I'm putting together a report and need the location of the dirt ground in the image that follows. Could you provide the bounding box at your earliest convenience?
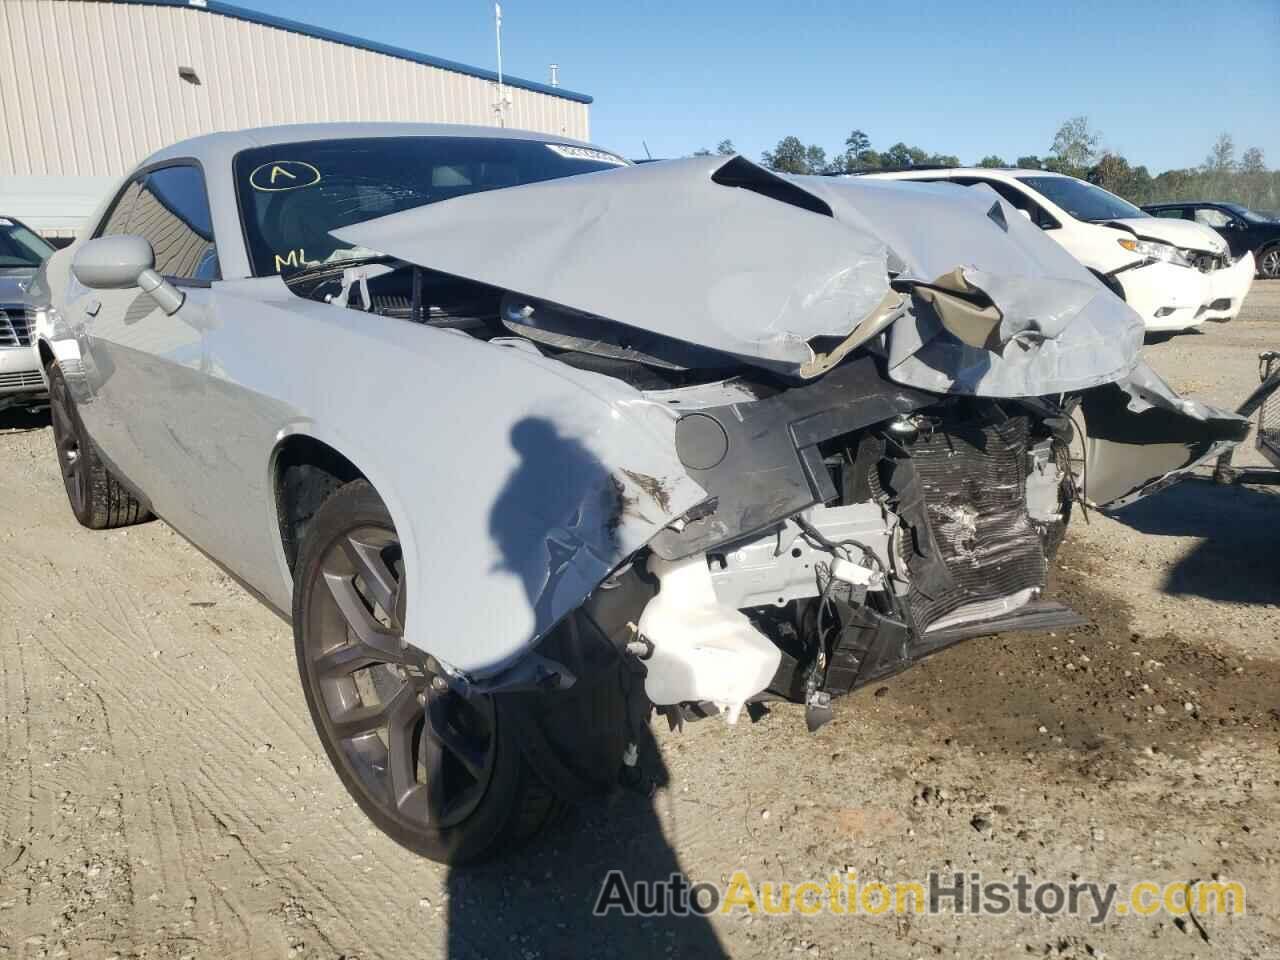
[1,284,1278,960]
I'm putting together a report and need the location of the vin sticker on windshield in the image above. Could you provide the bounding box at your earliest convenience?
[249,161,323,192]
[544,144,628,166]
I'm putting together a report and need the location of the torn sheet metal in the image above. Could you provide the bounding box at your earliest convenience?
[801,177,1148,397]
[334,156,891,375]
[1081,360,1249,507]
[883,265,1144,397]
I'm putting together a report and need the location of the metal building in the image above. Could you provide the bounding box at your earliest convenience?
[0,0,593,237]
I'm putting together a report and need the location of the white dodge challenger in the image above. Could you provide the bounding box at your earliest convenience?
[28,123,1246,863]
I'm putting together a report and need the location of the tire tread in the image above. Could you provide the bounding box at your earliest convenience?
[48,364,149,530]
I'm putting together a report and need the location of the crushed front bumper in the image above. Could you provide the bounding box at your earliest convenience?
[1198,252,1255,323]
[1117,260,1210,332]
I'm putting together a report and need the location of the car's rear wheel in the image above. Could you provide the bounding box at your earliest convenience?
[47,363,149,529]
[291,480,562,864]
[1258,245,1280,280]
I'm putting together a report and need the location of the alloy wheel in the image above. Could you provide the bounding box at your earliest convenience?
[302,526,497,830]
[1261,247,1280,280]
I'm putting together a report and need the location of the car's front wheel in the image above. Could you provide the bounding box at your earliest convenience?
[1258,245,1280,280]
[47,363,149,529]
[291,480,565,864]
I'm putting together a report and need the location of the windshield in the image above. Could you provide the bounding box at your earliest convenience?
[233,136,629,277]
[0,218,55,269]
[1016,176,1145,223]
[1221,202,1273,224]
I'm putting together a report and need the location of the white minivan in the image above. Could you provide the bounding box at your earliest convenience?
[865,168,1255,333]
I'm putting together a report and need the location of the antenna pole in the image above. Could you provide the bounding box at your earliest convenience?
[494,3,506,127]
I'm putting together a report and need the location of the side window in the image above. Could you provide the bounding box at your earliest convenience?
[1153,207,1189,219]
[954,178,1060,230]
[1193,206,1232,229]
[96,178,144,238]
[131,166,219,282]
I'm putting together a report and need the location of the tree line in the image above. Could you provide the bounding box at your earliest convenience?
[693,117,1278,212]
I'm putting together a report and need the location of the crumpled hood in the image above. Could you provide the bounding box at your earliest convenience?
[798,176,1147,396]
[1105,216,1228,255]
[335,156,892,374]
[335,156,1147,395]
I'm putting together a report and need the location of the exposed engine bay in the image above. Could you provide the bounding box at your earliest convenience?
[284,258,749,390]
[282,154,1249,733]
[287,259,1095,731]
[622,388,1078,731]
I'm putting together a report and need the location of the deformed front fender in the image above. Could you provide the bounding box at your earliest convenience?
[210,281,707,681]
[389,338,706,679]
[1081,360,1249,508]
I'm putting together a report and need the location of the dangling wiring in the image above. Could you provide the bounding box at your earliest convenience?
[794,515,905,630]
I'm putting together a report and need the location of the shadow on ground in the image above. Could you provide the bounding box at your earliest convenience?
[446,732,727,959]
[0,405,50,433]
[1144,329,1204,346]
[1107,477,1279,604]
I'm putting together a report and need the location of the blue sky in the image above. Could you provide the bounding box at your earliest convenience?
[247,0,1278,171]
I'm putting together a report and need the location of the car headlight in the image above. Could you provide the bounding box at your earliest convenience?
[1117,237,1194,268]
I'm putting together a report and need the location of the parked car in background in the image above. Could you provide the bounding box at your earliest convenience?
[28,125,1247,864]
[863,168,1255,332]
[0,216,55,408]
[1142,201,1280,280]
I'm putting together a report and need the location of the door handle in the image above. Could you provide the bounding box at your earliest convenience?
[85,298,101,317]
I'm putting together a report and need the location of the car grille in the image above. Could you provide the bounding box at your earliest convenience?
[896,404,1048,631]
[0,305,32,347]
[0,370,43,390]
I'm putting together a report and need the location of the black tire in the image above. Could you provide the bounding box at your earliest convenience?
[291,479,562,864]
[1258,244,1280,280]
[47,363,149,530]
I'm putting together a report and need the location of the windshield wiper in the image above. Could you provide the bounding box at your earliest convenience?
[281,252,394,282]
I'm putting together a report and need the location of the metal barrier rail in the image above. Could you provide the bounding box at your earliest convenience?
[1214,351,1280,484]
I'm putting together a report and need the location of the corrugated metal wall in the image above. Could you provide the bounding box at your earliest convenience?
[0,0,591,180]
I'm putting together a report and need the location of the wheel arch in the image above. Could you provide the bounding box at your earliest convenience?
[270,433,367,573]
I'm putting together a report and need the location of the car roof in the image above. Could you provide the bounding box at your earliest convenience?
[1143,201,1233,207]
[143,122,604,168]
[860,167,1067,180]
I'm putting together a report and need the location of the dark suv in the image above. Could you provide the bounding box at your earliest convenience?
[1142,201,1280,279]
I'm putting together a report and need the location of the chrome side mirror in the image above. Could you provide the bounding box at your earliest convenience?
[71,235,185,315]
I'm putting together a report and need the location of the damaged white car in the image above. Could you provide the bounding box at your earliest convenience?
[29,124,1247,864]
[866,168,1256,332]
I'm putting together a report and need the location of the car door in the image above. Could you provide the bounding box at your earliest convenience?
[76,163,221,524]
[63,174,144,452]
[1190,205,1249,258]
